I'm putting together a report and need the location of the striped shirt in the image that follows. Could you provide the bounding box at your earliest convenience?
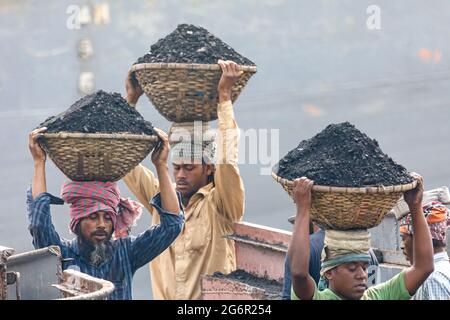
[413,251,450,300]
[26,188,184,300]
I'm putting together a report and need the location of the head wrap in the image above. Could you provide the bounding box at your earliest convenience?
[317,230,371,289]
[169,121,216,164]
[398,201,449,241]
[60,181,143,239]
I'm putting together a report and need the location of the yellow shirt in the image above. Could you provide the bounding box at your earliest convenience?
[123,101,245,300]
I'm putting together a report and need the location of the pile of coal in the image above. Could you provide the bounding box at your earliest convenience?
[135,23,255,65]
[39,90,154,135]
[275,122,413,187]
[213,269,283,300]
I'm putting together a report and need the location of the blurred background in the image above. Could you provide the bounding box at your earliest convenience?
[0,0,449,299]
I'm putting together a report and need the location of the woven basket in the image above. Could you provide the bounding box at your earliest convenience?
[131,63,257,122]
[272,171,417,230]
[39,132,159,182]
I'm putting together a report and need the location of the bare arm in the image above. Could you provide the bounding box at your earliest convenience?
[152,128,180,215]
[211,60,245,221]
[288,177,317,300]
[125,70,143,107]
[29,128,47,199]
[403,173,434,295]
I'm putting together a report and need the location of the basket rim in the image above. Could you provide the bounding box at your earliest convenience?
[271,171,418,194]
[130,62,257,73]
[42,132,159,141]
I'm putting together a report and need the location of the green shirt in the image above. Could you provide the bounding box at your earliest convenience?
[291,270,411,300]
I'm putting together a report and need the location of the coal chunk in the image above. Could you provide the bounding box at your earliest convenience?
[135,23,255,65]
[275,122,413,187]
[39,90,154,135]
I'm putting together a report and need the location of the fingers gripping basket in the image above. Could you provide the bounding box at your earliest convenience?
[39,132,159,182]
[272,172,417,230]
[131,63,257,122]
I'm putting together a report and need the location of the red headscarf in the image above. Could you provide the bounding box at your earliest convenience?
[399,201,449,241]
[60,181,142,238]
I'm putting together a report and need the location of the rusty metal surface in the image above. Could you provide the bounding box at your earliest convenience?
[6,246,62,300]
[55,269,114,300]
[201,276,267,300]
[0,246,14,300]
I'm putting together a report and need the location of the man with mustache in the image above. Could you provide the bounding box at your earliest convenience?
[27,127,184,300]
[123,60,245,299]
[289,174,434,300]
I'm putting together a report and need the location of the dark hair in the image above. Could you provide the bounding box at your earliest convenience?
[432,239,446,248]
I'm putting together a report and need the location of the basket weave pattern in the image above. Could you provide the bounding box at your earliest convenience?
[272,172,417,230]
[40,133,159,182]
[131,63,257,122]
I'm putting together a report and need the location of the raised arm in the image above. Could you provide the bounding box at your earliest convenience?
[403,173,434,295]
[27,128,68,252]
[122,71,160,214]
[212,60,245,222]
[29,128,47,199]
[151,128,180,215]
[289,177,317,300]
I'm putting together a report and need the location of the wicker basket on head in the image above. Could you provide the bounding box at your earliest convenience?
[131,63,257,122]
[39,132,159,182]
[272,171,417,230]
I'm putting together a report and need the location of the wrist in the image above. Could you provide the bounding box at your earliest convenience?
[155,163,169,171]
[34,160,46,167]
[218,91,232,103]
[126,95,138,106]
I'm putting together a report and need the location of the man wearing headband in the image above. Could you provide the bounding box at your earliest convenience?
[123,60,245,299]
[398,200,450,299]
[288,174,434,300]
[27,127,184,300]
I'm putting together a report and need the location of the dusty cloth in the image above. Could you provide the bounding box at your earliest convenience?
[399,201,449,241]
[391,187,450,219]
[169,121,217,164]
[60,181,143,238]
[123,101,245,300]
[320,229,371,276]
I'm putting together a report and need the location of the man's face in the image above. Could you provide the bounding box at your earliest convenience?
[79,211,113,245]
[173,161,213,199]
[326,262,369,300]
[401,233,414,264]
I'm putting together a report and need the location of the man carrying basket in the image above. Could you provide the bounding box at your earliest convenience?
[288,174,434,300]
[27,127,184,300]
[123,60,245,300]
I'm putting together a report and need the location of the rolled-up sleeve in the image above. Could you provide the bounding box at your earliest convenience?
[129,191,184,272]
[26,187,69,254]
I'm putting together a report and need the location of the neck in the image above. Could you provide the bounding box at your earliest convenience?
[434,247,446,254]
[182,195,190,207]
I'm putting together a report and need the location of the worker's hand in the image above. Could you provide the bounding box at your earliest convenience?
[217,60,243,103]
[404,172,424,211]
[292,177,314,213]
[151,128,170,168]
[125,70,143,106]
[29,128,47,163]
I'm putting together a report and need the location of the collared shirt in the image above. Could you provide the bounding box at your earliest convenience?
[413,251,450,300]
[26,188,184,300]
[123,101,245,300]
[291,270,411,300]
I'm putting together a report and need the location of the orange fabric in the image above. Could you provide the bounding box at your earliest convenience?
[426,206,447,224]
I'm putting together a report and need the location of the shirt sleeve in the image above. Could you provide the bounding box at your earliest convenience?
[212,101,245,222]
[282,255,292,300]
[363,270,411,300]
[413,275,447,300]
[26,187,70,255]
[122,164,160,215]
[129,191,184,272]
